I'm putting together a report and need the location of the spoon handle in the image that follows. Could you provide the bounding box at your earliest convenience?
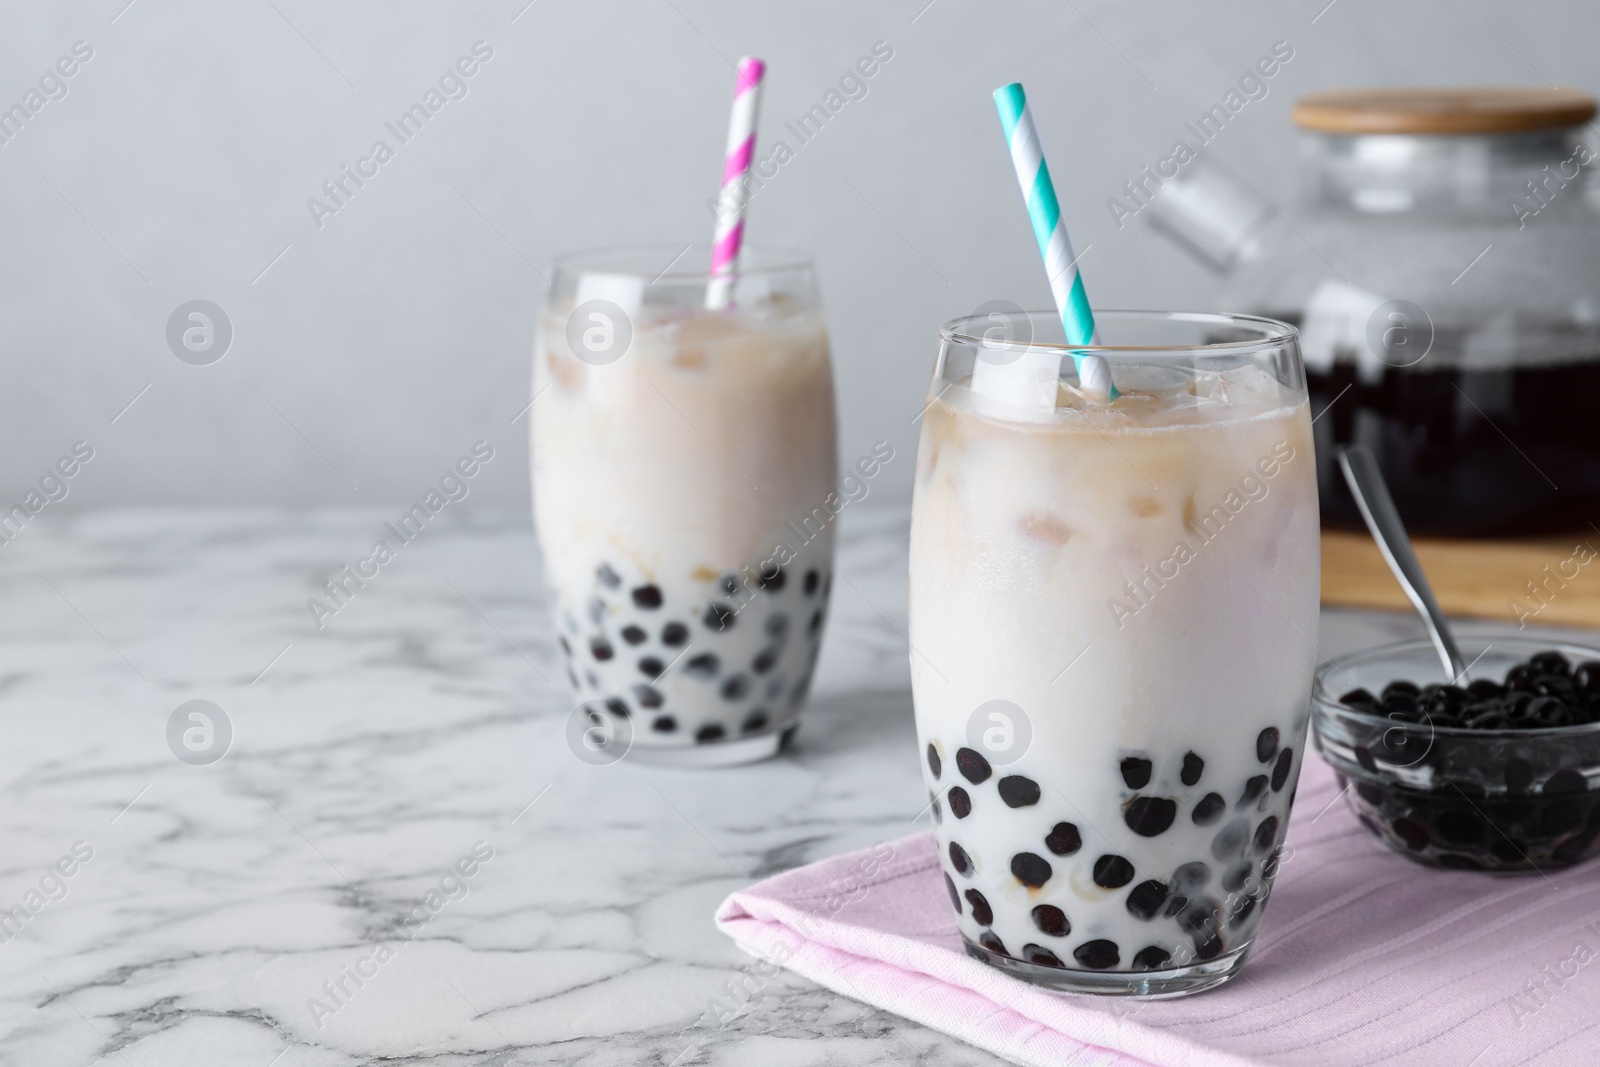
[1338,445,1469,682]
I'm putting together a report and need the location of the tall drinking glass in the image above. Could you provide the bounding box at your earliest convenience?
[910,310,1319,996]
[533,245,837,767]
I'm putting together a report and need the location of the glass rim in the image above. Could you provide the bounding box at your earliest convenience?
[1312,635,1600,739]
[549,242,813,281]
[939,309,1299,354]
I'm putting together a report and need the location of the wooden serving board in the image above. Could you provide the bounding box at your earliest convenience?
[1321,530,1600,629]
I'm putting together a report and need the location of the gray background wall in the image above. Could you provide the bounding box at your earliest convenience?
[1,0,1595,509]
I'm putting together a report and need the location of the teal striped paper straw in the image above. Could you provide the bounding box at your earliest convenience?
[993,82,1116,400]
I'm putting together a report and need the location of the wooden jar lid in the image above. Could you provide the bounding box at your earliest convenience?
[1292,87,1596,135]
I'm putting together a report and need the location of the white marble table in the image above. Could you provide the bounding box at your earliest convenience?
[0,506,1571,1066]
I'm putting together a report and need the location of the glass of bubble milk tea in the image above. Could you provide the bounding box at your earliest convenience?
[910,309,1319,996]
[532,245,838,767]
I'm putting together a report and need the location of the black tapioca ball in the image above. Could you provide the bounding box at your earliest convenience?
[1257,727,1280,763]
[927,743,942,779]
[764,614,790,640]
[638,656,665,679]
[1355,746,1378,773]
[590,637,615,661]
[1182,751,1205,786]
[1121,756,1153,789]
[998,775,1041,808]
[1211,818,1250,861]
[930,795,942,824]
[719,573,741,597]
[1093,854,1135,889]
[1271,748,1295,792]
[1231,894,1259,925]
[1192,792,1226,826]
[965,889,993,925]
[661,622,689,647]
[979,932,1008,956]
[1392,817,1430,851]
[1173,862,1211,894]
[1045,821,1081,855]
[808,608,824,635]
[696,724,726,744]
[1238,775,1269,807]
[620,625,647,646]
[633,683,663,709]
[1221,863,1252,893]
[1023,944,1065,968]
[652,715,677,734]
[948,841,972,875]
[604,697,630,720]
[631,585,662,609]
[1193,930,1224,961]
[804,569,820,596]
[739,709,768,735]
[1254,815,1280,853]
[1340,687,1379,712]
[596,563,622,590]
[1532,650,1572,676]
[703,602,736,632]
[1125,796,1178,836]
[1032,904,1070,937]
[1544,768,1588,794]
[1126,879,1170,921]
[949,787,972,819]
[565,666,580,688]
[558,635,572,656]
[756,564,786,593]
[944,873,961,914]
[1073,939,1120,970]
[1011,852,1052,888]
[1355,779,1386,806]
[1164,895,1189,918]
[1435,808,1484,845]
[1438,853,1485,870]
[721,674,750,701]
[685,653,719,679]
[1542,799,1585,836]
[755,647,783,675]
[1132,946,1171,971]
[1177,898,1220,935]
[955,747,992,784]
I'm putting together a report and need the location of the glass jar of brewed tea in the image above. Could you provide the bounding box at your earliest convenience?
[1150,87,1600,536]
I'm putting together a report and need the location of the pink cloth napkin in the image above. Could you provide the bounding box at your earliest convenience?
[715,754,1600,1066]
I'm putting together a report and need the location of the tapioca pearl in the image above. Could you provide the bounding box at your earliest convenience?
[1542,799,1585,836]
[1093,854,1135,889]
[955,748,992,784]
[652,715,678,734]
[998,775,1041,808]
[1271,748,1295,792]
[1192,929,1224,961]
[1126,879,1169,921]
[618,625,646,646]
[1354,780,1385,806]
[806,609,824,639]
[720,675,750,701]
[979,932,1009,956]
[1164,895,1189,918]
[1221,863,1252,893]
[734,709,765,736]
[1132,946,1171,971]
[1257,727,1280,763]
[1253,816,1280,853]
[1121,757,1153,790]
[590,637,615,661]
[804,569,820,596]
[756,565,786,593]
[633,684,664,709]
[631,585,663,609]
[1073,939,1120,970]
[584,669,600,689]
[565,666,580,689]
[1237,775,1269,808]
[948,787,973,820]
[1172,861,1211,893]
[1032,904,1070,937]
[638,657,665,679]
[696,724,726,744]
[604,697,630,720]
[1231,894,1259,925]
[1192,793,1225,826]
[1505,758,1535,793]
[1392,818,1430,851]
[703,603,736,632]
[661,622,689,647]
[1023,944,1066,968]
[1125,796,1178,837]
[964,889,993,925]
[1011,852,1052,888]
[1176,898,1219,936]
[949,841,973,875]
[927,743,942,780]
[931,794,942,824]
[1182,752,1205,786]
[765,614,790,640]
[1045,822,1081,855]
[1545,768,1587,794]
[685,653,720,679]
[596,563,622,590]
[752,647,779,675]
[1435,808,1484,845]
[944,873,961,914]
[1211,818,1250,861]
[558,635,572,657]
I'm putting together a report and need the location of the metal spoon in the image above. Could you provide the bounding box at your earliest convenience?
[1338,444,1469,682]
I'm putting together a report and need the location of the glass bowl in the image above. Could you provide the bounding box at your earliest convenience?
[1311,636,1600,872]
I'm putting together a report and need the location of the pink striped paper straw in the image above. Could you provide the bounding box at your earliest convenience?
[705,56,766,310]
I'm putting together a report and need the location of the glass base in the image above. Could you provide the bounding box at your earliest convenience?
[623,724,798,768]
[964,937,1253,998]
